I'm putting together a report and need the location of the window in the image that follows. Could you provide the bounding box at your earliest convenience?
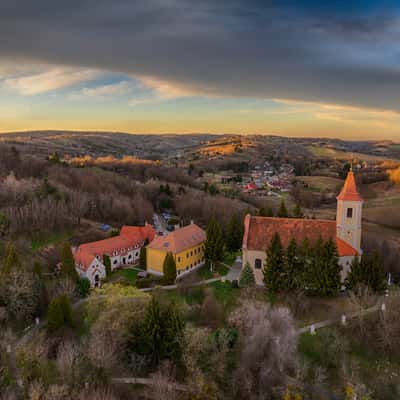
[190,251,193,256]
[113,260,118,265]
[177,257,181,263]
[186,253,189,258]
[255,259,262,269]
[347,208,353,218]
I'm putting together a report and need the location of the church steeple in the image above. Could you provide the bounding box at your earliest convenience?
[336,170,363,253]
[337,170,362,202]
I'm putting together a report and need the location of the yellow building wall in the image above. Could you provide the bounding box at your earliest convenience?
[174,243,205,275]
[146,248,166,274]
[146,243,205,275]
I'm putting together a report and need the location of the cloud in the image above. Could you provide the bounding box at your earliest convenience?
[4,67,101,95]
[0,1,399,111]
[80,80,133,97]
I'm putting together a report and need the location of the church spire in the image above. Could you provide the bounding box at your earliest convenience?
[337,170,362,202]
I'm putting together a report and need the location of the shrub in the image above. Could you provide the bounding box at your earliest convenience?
[76,277,91,297]
[239,262,255,288]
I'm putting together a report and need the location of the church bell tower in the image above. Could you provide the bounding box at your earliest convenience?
[336,169,363,253]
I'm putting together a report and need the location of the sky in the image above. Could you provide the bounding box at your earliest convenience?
[1,0,400,140]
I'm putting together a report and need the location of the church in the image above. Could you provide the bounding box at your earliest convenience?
[242,170,362,285]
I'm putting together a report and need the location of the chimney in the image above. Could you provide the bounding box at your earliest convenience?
[190,219,194,225]
[145,221,148,226]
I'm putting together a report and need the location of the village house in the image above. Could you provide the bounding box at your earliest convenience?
[146,222,206,278]
[73,224,155,287]
[242,170,362,285]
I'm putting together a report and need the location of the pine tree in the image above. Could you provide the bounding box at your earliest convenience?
[305,237,324,293]
[320,239,341,296]
[239,262,256,288]
[204,217,224,271]
[103,254,112,277]
[345,256,362,291]
[60,243,79,282]
[365,252,387,293]
[226,215,243,252]
[163,252,177,285]
[136,297,185,366]
[277,200,289,218]
[139,245,147,270]
[76,277,91,297]
[263,233,285,293]
[47,294,73,332]
[284,239,299,289]
[298,237,311,290]
[346,252,386,294]
[259,207,273,217]
[1,243,20,274]
[292,203,304,218]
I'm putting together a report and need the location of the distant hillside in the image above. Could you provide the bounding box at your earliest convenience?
[0,130,218,159]
[0,130,399,161]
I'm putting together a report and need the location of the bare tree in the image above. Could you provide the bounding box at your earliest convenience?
[229,301,298,399]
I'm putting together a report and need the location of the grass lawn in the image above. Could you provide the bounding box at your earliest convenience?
[109,268,139,285]
[31,230,73,251]
[209,281,240,310]
[222,250,240,266]
[296,176,343,192]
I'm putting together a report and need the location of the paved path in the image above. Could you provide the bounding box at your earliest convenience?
[298,301,383,334]
[139,276,222,292]
[224,261,242,282]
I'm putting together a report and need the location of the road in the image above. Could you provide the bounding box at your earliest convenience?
[152,213,169,236]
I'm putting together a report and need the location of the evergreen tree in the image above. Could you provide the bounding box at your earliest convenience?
[239,262,256,288]
[134,297,185,366]
[277,200,289,218]
[1,243,20,274]
[345,256,362,291]
[298,237,311,290]
[47,294,73,332]
[76,277,91,297]
[292,203,304,218]
[306,238,341,296]
[139,245,147,270]
[204,217,224,271]
[320,239,341,296]
[60,243,79,282]
[263,233,285,293]
[258,207,274,217]
[103,254,112,277]
[33,261,42,278]
[226,215,243,252]
[163,252,177,285]
[284,239,300,289]
[345,252,386,293]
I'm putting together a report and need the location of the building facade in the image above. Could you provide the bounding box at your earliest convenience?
[147,223,206,278]
[242,170,362,285]
[73,224,155,287]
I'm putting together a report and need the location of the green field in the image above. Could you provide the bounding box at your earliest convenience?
[110,268,139,285]
[31,230,73,251]
[297,175,343,192]
[307,145,394,162]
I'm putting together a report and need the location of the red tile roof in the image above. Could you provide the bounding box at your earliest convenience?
[337,171,363,202]
[147,224,206,254]
[74,224,155,271]
[243,215,358,257]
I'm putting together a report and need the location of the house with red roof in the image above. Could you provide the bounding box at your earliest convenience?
[73,224,155,287]
[242,170,363,285]
[146,222,206,278]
